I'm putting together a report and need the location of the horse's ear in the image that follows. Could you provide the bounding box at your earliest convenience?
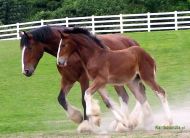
[19,31,25,37]
[58,30,69,39]
[21,31,33,39]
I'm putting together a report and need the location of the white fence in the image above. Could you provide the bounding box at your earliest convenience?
[1,11,190,40]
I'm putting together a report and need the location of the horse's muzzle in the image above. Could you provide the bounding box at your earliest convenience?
[22,67,34,77]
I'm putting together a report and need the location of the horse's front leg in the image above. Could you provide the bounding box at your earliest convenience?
[58,79,83,124]
[78,72,89,121]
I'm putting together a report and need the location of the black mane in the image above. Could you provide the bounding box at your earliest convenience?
[63,27,106,49]
[20,26,54,48]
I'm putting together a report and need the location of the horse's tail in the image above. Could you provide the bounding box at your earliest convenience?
[121,34,140,47]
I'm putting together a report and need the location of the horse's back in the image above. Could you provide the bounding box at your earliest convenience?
[97,34,140,50]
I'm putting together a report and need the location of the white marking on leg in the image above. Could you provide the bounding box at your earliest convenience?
[130,100,143,127]
[142,101,152,117]
[119,97,130,127]
[131,101,141,117]
[22,47,26,73]
[119,97,129,116]
[141,100,153,126]
[99,88,127,126]
[84,92,92,116]
[157,93,172,124]
[57,38,62,64]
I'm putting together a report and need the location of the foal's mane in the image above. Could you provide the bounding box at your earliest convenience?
[63,27,107,49]
[20,26,57,48]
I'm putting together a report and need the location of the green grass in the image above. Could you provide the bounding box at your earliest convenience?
[0,30,190,136]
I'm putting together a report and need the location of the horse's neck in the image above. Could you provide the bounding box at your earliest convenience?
[44,28,62,57]
[44,40,60,57]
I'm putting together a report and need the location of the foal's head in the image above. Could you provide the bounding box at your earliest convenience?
[57,27,106,67]
[56,32,77,66]
[20,26,53,77]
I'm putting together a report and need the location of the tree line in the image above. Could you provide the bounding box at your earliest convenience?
[0,0,190,25]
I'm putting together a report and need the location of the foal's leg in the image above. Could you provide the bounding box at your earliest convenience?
[143,79,173,125]
[58,79,83,124]
[127,77,153,128]
[114,86,129,116]
[139,64,173,125]
[110,86,131,131]
[77,73,101,133]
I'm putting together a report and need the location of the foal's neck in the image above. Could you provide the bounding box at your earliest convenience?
[75,36,105,64]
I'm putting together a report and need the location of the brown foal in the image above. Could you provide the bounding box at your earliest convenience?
[57,28,173,131]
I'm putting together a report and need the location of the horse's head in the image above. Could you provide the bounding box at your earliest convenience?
[57,31,77,67]
[20,31,44,77]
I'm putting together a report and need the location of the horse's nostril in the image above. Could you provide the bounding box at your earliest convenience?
[24,69,30,74]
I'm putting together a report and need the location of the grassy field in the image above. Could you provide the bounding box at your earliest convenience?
[0,30,190,137]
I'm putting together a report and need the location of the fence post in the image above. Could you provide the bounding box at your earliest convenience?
[91,15,95,34]
[147,12,151,32]
[41,19,44,26]
[120,14,123,33]
[174,11,178,30]
[66,17,69,27]
[16,23,20,39]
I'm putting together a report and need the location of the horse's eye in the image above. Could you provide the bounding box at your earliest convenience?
[27,46,32,50]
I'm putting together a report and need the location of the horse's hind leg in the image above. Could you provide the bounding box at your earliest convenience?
[58,79,83,124]
[127,77,153,129]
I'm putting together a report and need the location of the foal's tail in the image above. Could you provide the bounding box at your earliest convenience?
[137,47,157,81]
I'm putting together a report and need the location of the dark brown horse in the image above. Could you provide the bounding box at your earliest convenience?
[20,26,144,132]
[57,28,173,131]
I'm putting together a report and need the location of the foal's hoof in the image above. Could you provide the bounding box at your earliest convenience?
[77,120,93,133]
[109,120,118,131]
[91,99,101,116]
[163,118,173,126]
[109,120,128,132]
[90,115,101,126]
[115,122,128,132]
[143,115,154,127]
[129,117,139,129]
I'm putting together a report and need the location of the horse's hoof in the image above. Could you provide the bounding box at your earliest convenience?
[68,105,83,124]
[90,115,101,126]
[77,120,93,133]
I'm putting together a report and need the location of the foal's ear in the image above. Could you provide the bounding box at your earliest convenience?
[58,30,69,39]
